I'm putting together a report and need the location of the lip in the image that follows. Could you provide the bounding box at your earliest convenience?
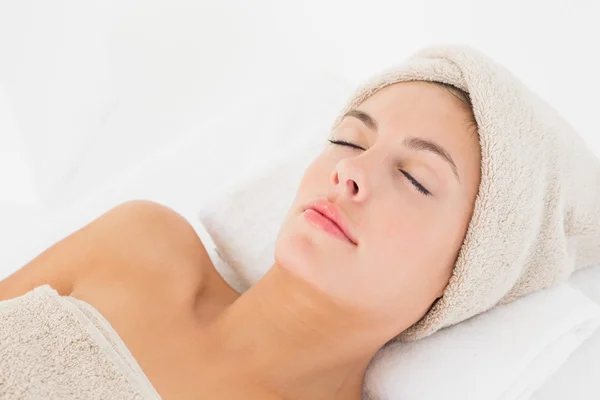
[303,199,358,245]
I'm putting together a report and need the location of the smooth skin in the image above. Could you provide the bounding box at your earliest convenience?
[0,81,481,400]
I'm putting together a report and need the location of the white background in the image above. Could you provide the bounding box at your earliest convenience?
[1,0,599,209]
[0,1,599,398]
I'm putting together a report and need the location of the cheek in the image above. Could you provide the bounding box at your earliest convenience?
[371,205,432,257]
[362,205,453,292]
[376,200,464,264]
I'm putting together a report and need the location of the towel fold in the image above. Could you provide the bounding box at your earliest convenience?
[0,285,161,400]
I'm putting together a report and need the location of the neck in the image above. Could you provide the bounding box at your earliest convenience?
[202,264,385,400]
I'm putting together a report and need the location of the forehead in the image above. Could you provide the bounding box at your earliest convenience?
[357,81,477,144]
[351,81,481,191]
[356,81,471,132]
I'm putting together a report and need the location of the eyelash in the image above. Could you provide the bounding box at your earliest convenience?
[327,139,432,196]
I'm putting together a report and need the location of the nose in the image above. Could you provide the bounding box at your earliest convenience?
[331,157,371,202]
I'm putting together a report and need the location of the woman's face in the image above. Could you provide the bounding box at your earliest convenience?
[274,81,481,333]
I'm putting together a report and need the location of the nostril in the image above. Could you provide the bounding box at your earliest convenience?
[332,170,340,185]
[347,179,359,194]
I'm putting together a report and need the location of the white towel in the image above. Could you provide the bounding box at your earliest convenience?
[361,283,600,400]
[0,285,161,400]
[530,265,600,399]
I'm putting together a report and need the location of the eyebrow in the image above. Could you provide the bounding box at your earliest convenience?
[343,109,460,182]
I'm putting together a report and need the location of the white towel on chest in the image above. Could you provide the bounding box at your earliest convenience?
[0,285,161,400]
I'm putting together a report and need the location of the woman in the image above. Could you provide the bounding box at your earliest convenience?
[1,45,599,400]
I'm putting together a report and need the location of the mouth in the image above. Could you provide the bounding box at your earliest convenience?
[303,200,358,246]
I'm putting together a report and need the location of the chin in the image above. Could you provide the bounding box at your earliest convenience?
[274,224,323,284]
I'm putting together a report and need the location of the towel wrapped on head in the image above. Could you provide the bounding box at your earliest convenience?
[331,45,600,342]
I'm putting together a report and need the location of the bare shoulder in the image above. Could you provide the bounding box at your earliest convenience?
[0,199,215,303]
[100,200,212,270]
[73,200,215,300]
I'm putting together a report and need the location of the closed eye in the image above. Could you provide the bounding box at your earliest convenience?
[328,139,431,196]
[400,170,431,196]
[328,139,364,151]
